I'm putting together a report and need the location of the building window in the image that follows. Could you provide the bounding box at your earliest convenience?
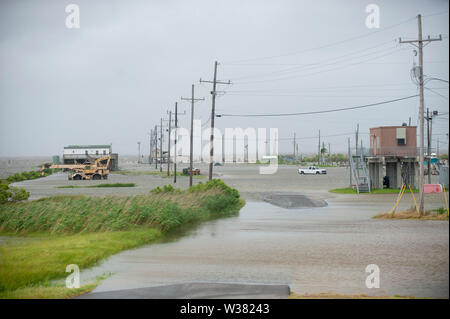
[103,150,106,155]
[396,128,406,145]
[96,150,99,155]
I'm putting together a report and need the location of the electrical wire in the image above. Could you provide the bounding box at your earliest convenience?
[233,48,408,84]
[228,40,395,81]
[223,16,416,64]
[217,95,419,118]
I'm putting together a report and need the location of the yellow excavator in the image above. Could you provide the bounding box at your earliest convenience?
[41,156,111,180]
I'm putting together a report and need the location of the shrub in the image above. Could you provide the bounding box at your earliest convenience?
[150,184,178,194]
[9,187,30,202]
[0,183,29,203]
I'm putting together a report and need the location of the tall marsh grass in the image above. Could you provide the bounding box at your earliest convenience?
[0,179,244,234]
[0,179,244,293]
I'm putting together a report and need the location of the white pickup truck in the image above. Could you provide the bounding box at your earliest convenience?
[298,166,327,175]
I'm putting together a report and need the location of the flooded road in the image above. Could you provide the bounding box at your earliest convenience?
[5,161,448,298]
[83,199,449,298]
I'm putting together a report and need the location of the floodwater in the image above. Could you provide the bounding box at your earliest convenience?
[82,199,449,298]
[3,159,448,298]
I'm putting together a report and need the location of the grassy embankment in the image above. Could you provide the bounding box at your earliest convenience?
[56,183,136,189]
[0,179,244,298]
[112,170,205,178]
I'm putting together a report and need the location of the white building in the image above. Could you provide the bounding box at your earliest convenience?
[62,144,118,170]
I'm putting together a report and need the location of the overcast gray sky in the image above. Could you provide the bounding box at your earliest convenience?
[0,0,448,157]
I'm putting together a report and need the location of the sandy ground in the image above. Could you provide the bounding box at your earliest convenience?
[3,159,449,298]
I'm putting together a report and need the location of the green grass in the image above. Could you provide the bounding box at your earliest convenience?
[329,187,419,194]
[0,230,161,292]
[56,183,136,189]
[0,179,244,296]
[0,283,98,299]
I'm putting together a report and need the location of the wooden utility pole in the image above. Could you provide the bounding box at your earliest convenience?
[400,14,442,216]
[318,130,321,164]
[181,85,204,187]
[329,143,331,162]
[200,61,231,181]
[427,108,431,184]
[167,111,172,177]
[293,132,296,158]
[137,141,141,164]
[160,118,163,172]
[348,138,352,186]
[355,124,359,156]
[154,125,158,169]
[174,103,178,183]
[149,129,153,165]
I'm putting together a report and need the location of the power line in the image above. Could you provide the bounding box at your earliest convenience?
[233,48,408,84]
[228,40,395,81]
[223,16,416,64]
[217,95,419,118]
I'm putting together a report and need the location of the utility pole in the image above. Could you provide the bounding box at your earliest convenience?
[181,84,204,187]
[437,137,439,157]
[149,129,153,165]
[348,138,352,187]
[293,132,296,158]
[174,103,178,183]
[172,103,186,183]
[160,118,163,172]
[137,142,141,164]
[427,108,431,184]
[167,111,172,177]
[318,130,321,164]
[329,143,331,162]
[154,125,158,169]
[400,14,442,216]
[200,61,231,181]
[355,124,359,156]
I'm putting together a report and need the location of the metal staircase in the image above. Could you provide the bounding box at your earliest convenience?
[349,152,371,193]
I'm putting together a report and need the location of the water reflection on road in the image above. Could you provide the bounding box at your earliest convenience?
[82,199,449,298]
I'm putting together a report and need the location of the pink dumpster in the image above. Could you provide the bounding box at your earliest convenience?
[424,184,443,194]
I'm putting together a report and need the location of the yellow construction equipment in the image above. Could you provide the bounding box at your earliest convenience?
[42,156,111,180]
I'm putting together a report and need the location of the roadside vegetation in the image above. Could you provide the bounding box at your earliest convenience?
[1,168,61,204]
[0,179,244,298]
[3,168,59,184]
[330,187,419,194]
[56,183,136,189]
[373,206,448,220]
